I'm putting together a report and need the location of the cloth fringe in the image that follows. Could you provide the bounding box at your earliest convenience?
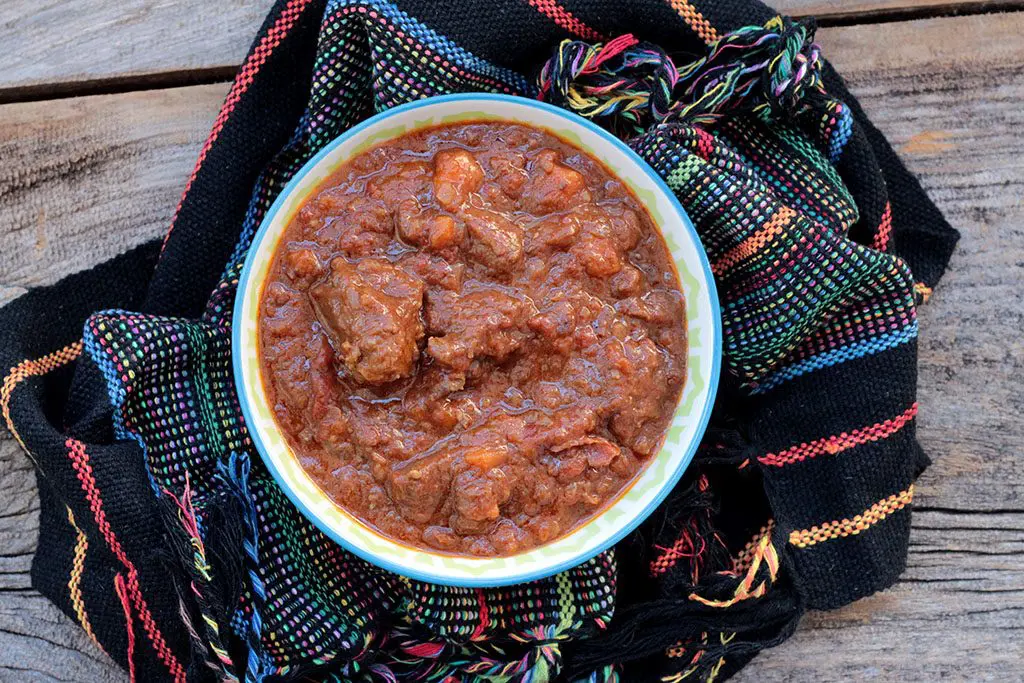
[539,16,823,135]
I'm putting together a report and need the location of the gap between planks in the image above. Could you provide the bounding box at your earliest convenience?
[1,0,1024,105]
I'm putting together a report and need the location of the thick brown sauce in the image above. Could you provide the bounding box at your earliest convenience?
[259,122,687,556]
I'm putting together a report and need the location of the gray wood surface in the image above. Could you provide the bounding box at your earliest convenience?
[0,0,275,96]
[1,4,1022,682]
[3,0,1022,95]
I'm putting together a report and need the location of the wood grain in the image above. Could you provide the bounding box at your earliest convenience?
[1,9,1022,683]
[0,0,274,96]
[780,0,1024,22]
[3,0,1024,96]
[0,84,229,291]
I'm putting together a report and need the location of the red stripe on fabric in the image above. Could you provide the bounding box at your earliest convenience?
[115,574,137,683]
[759,403,918,467]
[66,438,187,683]
[871,201,893,251]
[164,0,314,248]
[525,0,604,41]
[470,588,491,641]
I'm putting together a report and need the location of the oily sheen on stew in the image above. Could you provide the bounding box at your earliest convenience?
[259,122,687,557]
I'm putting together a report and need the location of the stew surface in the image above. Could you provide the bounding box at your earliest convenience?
[259,122,687,556]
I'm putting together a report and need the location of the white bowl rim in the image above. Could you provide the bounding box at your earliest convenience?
[233,93,721,587]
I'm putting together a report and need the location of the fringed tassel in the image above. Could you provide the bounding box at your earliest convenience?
[377,620,584,683]
[114,573,138,683]
[538,16,824,135]
[569,664,620,683]
[219,452,277,683]
[562,581,801,680]
[648,475,723,585]
[161,475,241,681]
[562,471,801,682]
[688,526,779,609]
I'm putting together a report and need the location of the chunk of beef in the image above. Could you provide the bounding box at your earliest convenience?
[388,454,452,524]
[610,265,644,298]
[615,290,685,325]
[529,212,580,252]
[309,257,425,384]
[574,236,622,278]
[396,198,465,251]
[433,148,484,211]
[521,149,592,213]
[425,287,535,371]
[462,207,524,273]
[303,195,394,257]
[489,154,529,198]
[399,252,465,291]
[282,247,323,287]
[452,468,510,525]
[367,159,432,202]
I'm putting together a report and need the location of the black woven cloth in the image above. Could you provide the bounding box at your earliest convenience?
[0,1,958,681]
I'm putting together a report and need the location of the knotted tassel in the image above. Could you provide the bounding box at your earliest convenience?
[378,618,611,683]
[219,452,276,683]
[538,16,824,135]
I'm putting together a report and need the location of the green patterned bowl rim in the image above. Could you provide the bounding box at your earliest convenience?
[233,93,721,587]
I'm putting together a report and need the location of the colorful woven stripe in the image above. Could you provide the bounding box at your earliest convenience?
[733,522,775,573]
[667,0,720,44]
[527,0,604,40]
[789,486,916,549]
[914,282,934,303]
[66,506,105,655]
[1,341,82,451]
[872,202,893,251]
[114,573,138,683]
[66,437,187,682]
[712,206,795,276]
[760,403,918,467]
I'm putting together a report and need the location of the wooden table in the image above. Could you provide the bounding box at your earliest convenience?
[2,1,1022,680]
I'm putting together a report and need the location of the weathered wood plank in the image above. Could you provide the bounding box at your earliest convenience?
[3,0,1024,96]
[2,9,1023,683]
[781,0,1024,21]
[0,0,275,95]
[0,83,229,290]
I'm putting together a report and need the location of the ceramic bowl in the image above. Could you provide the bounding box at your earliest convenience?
[233,93,721,587]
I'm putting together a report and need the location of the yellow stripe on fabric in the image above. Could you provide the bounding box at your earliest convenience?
[914,282,933,303]
[732,521,774,573]
[556,571,576,632]
[689,530,779,609]
[2,341,83,452]
[666,0,720,44]
[66,506,106,655]
[789,485,915,548]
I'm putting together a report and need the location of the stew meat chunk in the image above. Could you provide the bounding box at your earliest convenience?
[260,122,686,556]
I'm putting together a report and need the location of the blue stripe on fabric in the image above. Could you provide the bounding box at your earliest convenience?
[328,0,536,96]
[753,320,918,394]
[82,310,162,493]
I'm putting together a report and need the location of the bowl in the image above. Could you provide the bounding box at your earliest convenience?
[233,93,721,587]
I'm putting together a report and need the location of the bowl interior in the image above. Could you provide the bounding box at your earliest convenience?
[233,94,721,587]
